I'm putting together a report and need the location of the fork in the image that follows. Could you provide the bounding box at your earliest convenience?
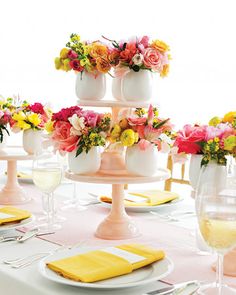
[150,211,196,222]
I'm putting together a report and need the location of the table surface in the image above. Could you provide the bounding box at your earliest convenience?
[0,177,236,295]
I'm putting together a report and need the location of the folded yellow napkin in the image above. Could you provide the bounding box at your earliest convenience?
[46,243,165,283]
[0,206,31,225]
[100,190,179,207]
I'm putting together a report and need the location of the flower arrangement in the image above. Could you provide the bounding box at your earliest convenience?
[174,112,236,166]
[54,34,112,75]
[11,102,51,132]
[0,97,16,143]
[48,106,111,156]
[104,35,171,77]
[109,105,173,151]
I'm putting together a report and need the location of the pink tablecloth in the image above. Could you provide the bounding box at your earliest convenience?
[14,185,236,287]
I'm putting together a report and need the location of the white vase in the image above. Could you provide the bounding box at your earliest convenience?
[189,154,227,195]
[68,147,101,174]
[0,129,8,150]
[121,70,153,101]
[112,77,123,100]
[23,129,43,155]
[125,144,159,176]
[75,72,106,101]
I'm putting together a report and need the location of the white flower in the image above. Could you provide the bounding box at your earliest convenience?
[132,53,144,66]
[68,114,85,136]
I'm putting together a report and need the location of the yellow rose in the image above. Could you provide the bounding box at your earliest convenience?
[96,57,111,74]
[89,42,108,58]
[160,64,170,77]
[120,129,136,147]
[209,116,222,126]
[151,40,170,52]
[27,113,41,126]
[45,120,54,133]
[17,120,31,130]
[224,135,236,151]
[54,57,62,70]
[223,111,236,123]
[60,48,69,59]
[13,111,26,121]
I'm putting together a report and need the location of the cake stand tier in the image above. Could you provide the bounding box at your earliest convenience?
[0,147,49,205]
[65,169,170,240]
[77,99,150,108]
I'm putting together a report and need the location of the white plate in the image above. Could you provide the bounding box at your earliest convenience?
[98,196,183,213]
[38,247,174,290]
[0,215,35,232]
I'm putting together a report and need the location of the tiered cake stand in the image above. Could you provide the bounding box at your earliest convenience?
[65,100,170,240]
[0,146,36,205]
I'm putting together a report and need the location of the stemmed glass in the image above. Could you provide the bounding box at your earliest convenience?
[32,155,63,231]
[196,166,236,294]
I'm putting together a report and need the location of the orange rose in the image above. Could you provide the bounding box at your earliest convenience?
[96,57,111,73]
[89,42,108,58]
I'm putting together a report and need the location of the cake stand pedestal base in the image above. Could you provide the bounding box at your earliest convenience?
[95,184,140,240]
[0,160,31,205]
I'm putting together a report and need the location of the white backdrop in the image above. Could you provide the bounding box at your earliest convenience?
[0,0,235,128]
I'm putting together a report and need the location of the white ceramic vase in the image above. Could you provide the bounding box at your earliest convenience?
[189,154,227,195]
[75,71,106,101]
[23,129,43,155]
[125,144,159,176]
[121,70,153,101]
[112,77,123,101]
[0,129,8,150]
[68,147,101,174]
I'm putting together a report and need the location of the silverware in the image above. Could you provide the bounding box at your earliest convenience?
[0,229,55,243]
[142,280,199,295]
[150,211,196,222]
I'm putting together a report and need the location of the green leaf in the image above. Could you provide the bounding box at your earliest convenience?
[153,118,170,129]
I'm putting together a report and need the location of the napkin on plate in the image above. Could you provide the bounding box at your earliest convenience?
[100,190,179,207]
[0,206,31,225]
[46,243,165,283]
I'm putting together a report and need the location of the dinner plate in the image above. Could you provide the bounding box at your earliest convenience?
[97,194,183,213]
[38,247,174,290]
[0,215,35,232]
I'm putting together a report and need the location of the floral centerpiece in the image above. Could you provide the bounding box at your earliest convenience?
[55,34,114,101]
[109,105,173,176]
[11,101,51,154]
[105,35,171,101]
[0,97,13,146]
[48,106,111,174]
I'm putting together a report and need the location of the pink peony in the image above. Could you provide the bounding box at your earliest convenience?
[174,124,207,154]
[143,48,162,71]
[68,50,78,59]
[52,121,79,152]
[81,110,101,127]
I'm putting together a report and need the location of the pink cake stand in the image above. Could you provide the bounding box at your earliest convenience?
[0,146,37,205]
[65,169,170,240]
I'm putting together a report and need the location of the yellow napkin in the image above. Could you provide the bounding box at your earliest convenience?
[46,244,165,283]
[0,206,31,225]
[100,190,179,207]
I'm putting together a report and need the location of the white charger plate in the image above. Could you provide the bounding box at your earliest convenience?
[0,215,35,232]
[38,247,174,290]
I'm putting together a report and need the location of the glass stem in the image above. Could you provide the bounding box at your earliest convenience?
[72,182,78,205]
[216,253,224,294]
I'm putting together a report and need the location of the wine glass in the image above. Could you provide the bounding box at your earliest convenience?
[32,155,62,231]
[195,166,236,294]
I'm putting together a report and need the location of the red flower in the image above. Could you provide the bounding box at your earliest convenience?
[52,106,82,122]
[174,124,207,154]
[29,103,45,114]
[69,60,84,72]
[68,50,78,59]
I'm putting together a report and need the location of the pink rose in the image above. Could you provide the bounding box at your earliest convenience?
[52,121,78,152]
[174,124,207,154]
[68,50,78,59]
[81,110,101,127]
[143,48,162,71]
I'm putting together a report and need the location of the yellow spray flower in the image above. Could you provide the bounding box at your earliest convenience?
[151,40,170,52]
[120,129,136,147]
[45,120,54,133]
[12,111,26,121]
[27,113,41,126]
[209,116,222,126]
[62,58,72,72]
[17,120,31,130]
[80,58,91,67]
[223,111,236,123]
[60,48,69,59]
[160,64,170,77]
[224,135,236,151]
[70,34,80,42]
[111,124,121,139]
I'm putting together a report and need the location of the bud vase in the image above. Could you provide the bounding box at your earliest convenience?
[125,144,159,176]
[68,147,101,174]
[121,70,153,101]
[75,72,106,101]
[23,129,43,155]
